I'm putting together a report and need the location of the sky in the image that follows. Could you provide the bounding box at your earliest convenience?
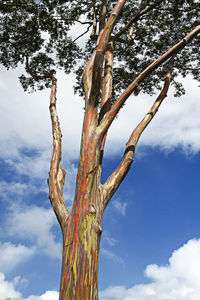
[0,60,200,300]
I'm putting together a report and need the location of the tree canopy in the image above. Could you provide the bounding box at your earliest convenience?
[0,0,199,97]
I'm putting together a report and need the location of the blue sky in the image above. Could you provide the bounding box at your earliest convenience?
[0,65,200,300]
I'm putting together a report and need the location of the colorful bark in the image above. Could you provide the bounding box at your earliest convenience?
[59,124,104,299]
[59,204,102,300]
[48,76,69,228]
[46,2,200,299]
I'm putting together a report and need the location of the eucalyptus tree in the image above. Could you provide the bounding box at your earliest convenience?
[0,0,199,299]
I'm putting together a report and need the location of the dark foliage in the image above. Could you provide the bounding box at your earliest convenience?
[0,0,199,96]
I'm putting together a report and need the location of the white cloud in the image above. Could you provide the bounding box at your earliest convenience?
[1,67,200,172]
[5,150,51,180]
[103,230,119,247]
[0,67,83,162]
[0,180,40,204]
[100,238,200,300]
[101,248,125,268]
[5,206,62,259]
[0,272,22,299]
[0,272,58,300]
[0,180,30,198]
[112,198,127,216]
[2,238,200,300]
[0,242,35,273]
[104,76,200,156]
[26,291,59,300]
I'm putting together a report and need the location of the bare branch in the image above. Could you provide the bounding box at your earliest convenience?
[113,0,164,41]
[73,23,93,43]
[82,0,126,106]
[128,23,135,41]
[97,41,114,179]
[102,58,174,208]
[98,25,200,136]
[99,41,114,121]
[48,77,69,229]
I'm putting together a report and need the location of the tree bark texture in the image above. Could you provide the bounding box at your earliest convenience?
[46,1,200,298]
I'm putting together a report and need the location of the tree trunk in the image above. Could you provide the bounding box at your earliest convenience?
[59,192,103,300]
[47,3,198,299]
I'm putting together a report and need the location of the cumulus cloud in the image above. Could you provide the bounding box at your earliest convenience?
[5,206,62,259]
[0,272,22,299]
[26,291,59,300]
[0,272,58,300]
[1,67,200,169]
[0,67,83,162]
[2,238,200,300]
[0,242,35,273]
[104,76,200,156]
[100,238,200,300]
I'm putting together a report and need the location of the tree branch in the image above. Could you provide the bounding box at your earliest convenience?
[113,0,164,41]
[48,76,69,229]
[102,58,174,209]
[98,41,114,178]
[98,25,200,136]
[99,41,114,122]
[90,0,97,38]
[98,0,107,36]
[82,0,126,106]
[73,23,93,43]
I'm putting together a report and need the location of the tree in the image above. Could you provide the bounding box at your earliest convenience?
[0,0,199,298]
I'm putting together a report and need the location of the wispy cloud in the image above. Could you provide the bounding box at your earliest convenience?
[112,198,127,216]
[102,230,119,247]
[101,248,125,268]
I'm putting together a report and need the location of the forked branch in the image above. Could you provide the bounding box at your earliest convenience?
[102,58,174,208]
[48,76,69,229]
[98,25,200,136]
